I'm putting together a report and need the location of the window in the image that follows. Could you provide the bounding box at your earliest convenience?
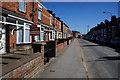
[19,0,26,13]
[50,32,52,39]
[53,32,55,39]
[40,32,44,41]
[35,36,40,42]
[17,26,24,43]
[17,23,30,44]
[25,24,30,42]
[6,17,16,24]
[38,10,42,20]
[38,4,42,20]
[50,15,52,25]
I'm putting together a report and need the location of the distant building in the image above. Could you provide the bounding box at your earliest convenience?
[87,16,120,38]
[72,31,81,38]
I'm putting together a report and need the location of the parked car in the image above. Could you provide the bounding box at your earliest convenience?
[110,37,120,48]
[85,36,90,40]
[96,36,102,43]
[100,37,111,45]
[90,36,96,41]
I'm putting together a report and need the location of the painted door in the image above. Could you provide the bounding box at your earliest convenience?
[0,25,6,54]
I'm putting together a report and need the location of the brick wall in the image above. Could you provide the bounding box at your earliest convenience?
[2,45,44,78]
[1,1,33,21]
[33,2,39,23]
[41,7,50,26]
[56,42,64,56]
[56,39,74,56]
[5,24,17,52]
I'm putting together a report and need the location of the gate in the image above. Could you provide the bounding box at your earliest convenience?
[44,41,56,63]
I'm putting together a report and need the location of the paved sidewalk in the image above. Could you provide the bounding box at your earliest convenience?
[34,39,87,78]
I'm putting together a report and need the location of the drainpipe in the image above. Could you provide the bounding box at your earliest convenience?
[32,0,35,42]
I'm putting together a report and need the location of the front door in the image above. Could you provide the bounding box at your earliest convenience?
[0,25,6,54]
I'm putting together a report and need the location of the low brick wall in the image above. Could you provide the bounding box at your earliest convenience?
[56,42,64,56]
[64,41,67,47]
[2,53,44,78]
[2,44,45,78]
[56,38,74,56]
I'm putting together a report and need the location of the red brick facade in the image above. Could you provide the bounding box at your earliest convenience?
[41,7,51,26]
[1,1,33,21]
[0,1,74,78]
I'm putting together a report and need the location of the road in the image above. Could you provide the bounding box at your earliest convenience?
[78,39,119,78]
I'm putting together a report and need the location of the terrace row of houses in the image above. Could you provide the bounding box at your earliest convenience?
[0,0,75,78]
[87,16,120,39]
[0,0,73,54]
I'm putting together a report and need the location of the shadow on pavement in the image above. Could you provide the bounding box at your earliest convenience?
[81,44,102,47]
[96,56,120,61]
[0,56,21,60]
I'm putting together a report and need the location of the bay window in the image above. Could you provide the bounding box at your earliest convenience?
[35,36,40,42]
[40,32,44,41]
[17,23,30,44]
[18,26,24,43]
[40,27,44,41]
[25,24,30,42]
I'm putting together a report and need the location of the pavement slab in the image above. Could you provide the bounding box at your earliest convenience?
[35,39,87,78]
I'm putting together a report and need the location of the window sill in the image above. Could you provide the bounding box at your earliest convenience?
[16,42,31,45]
[18,9,26,14]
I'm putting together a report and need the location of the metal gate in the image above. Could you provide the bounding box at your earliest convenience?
[0,25,6,54]
[44,41,56,62]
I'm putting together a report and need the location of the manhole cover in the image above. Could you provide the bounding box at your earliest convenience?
[49,70,55,72]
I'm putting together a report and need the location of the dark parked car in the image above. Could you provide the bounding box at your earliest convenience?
[90,36,96,41]
[96,36,102,42]
[110,37,120,48]
[101,37,111,44]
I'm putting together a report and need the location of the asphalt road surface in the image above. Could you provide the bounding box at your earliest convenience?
[78,39,119,78]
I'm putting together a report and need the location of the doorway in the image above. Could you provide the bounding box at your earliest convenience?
[0,24,6,54]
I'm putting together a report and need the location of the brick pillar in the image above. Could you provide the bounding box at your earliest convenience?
[6,24,17,53]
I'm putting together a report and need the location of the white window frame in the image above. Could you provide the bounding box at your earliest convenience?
[40,26,44,41]
[19,0,26,13]
[49,30,54,40]
[53,31,55,40]
[0,15,32,44]
[38,4,42,20]
[50,14,52,25]
[17,23,31,44]
[24,23,30,43]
